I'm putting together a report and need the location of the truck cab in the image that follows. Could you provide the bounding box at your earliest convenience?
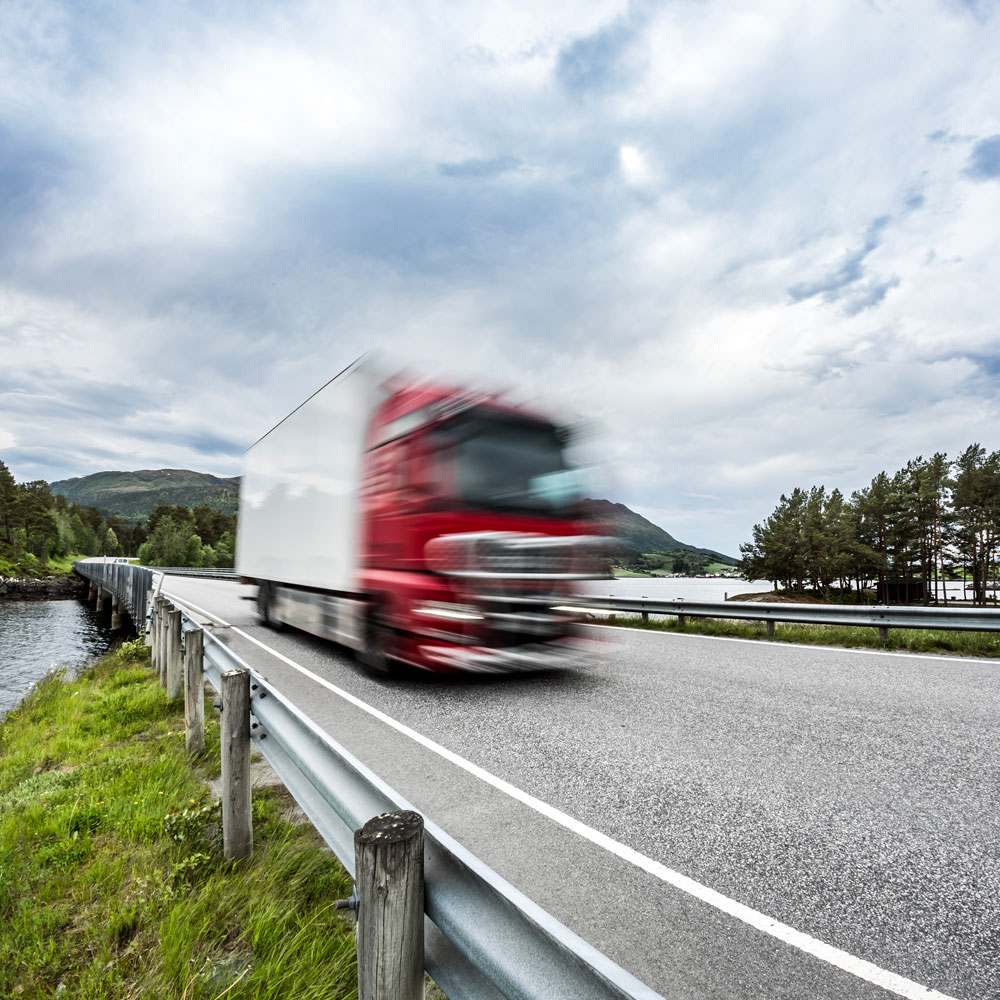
[359,385,603,672]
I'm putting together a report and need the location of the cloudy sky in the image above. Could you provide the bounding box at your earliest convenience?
[2,0,998,557]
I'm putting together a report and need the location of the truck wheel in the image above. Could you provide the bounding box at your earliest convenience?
[360,614,395,676]
[257,582,284,630]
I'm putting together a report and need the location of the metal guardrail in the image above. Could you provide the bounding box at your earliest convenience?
[75,559,663,1000]
[140,566,239,581]
[560,595,1000,632]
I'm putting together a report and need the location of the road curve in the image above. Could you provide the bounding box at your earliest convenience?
[161,575,998,1000]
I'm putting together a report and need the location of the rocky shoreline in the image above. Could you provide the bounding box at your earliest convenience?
[0,575,88,601]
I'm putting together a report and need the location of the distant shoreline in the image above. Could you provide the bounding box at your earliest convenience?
[0,576,87,602]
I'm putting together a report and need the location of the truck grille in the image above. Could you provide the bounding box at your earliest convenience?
[425,532,607,580]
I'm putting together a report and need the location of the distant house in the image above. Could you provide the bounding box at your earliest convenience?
[876,578,925,603]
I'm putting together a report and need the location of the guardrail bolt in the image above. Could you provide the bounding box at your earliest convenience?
[335,888,359,919]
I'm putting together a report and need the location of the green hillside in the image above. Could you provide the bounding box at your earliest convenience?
[44,468,734,566]
[582,499,737,565]
[50,469,240,522]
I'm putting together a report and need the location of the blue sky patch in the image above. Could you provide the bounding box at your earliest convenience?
[963,135,1000,180]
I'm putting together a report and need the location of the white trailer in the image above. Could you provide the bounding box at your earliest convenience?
[236,362,387,643]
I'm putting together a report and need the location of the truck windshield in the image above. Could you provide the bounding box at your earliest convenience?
[431,409,582,515]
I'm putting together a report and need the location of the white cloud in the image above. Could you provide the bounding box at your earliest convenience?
[1,0,998,557]
[618,145,649,185]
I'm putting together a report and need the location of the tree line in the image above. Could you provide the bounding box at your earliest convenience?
[0,460,236,573]
[738,444,1000,604]
[616,548,729,576]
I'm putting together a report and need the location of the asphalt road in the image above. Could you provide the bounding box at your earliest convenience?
[162,576,998,1000]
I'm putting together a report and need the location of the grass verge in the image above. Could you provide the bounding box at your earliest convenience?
[0,553,86,579]
[598,614,1000,657]
[0,640,359,999]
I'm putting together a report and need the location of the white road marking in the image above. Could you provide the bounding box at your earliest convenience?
[164,587,959,1000]
[161,593,232,628]
[587,621,1000,666]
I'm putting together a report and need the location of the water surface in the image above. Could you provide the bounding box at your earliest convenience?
[579,576,771,604]
[0,600,113,719]
[579,576,996,604]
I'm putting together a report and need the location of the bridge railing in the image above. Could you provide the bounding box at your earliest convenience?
[74,558,664,1000]
[118,564,240,581]
[77,557,158,633]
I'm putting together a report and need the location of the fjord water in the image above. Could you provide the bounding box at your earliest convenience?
[0,600,113,719]
[580,576,772,604]
[580,576,995,604]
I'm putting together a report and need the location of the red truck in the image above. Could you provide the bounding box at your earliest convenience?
[236,360,604,673]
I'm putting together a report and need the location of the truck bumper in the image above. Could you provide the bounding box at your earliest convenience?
[416,637,598,674]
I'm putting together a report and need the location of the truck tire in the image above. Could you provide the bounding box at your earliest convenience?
[256,581,269,624]
[257,581,284,630]
[359,613,395,676]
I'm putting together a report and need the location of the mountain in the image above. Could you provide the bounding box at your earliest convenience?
[582,499,737,564]
[46,468,735,562]
[50,469,240,521]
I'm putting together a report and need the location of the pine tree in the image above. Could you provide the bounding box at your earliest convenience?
[0,460,17,547]
[19,481,59,568]
[949,445,1000,605]
[856,472,891,599]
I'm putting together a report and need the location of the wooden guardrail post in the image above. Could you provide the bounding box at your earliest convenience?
[153,597,165,681]
[167,609,182,700]
[159,601,171,687]
[163,606,174,686]
[355,810,424,1000]
[184,628,205,754]
[641,611,649,625]
[677,613,687,628]
[151,599,158,674]
[144,588,154,646]
[878,626,889,646]
[766,620,775,638]
[221,668,253,861]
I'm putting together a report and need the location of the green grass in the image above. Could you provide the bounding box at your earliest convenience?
[0,641,359,999]
[0,552,85,579]
[598,614,1000,657]
[41,554,83,577]
[610,563,738,578]
[702,562,737,575]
